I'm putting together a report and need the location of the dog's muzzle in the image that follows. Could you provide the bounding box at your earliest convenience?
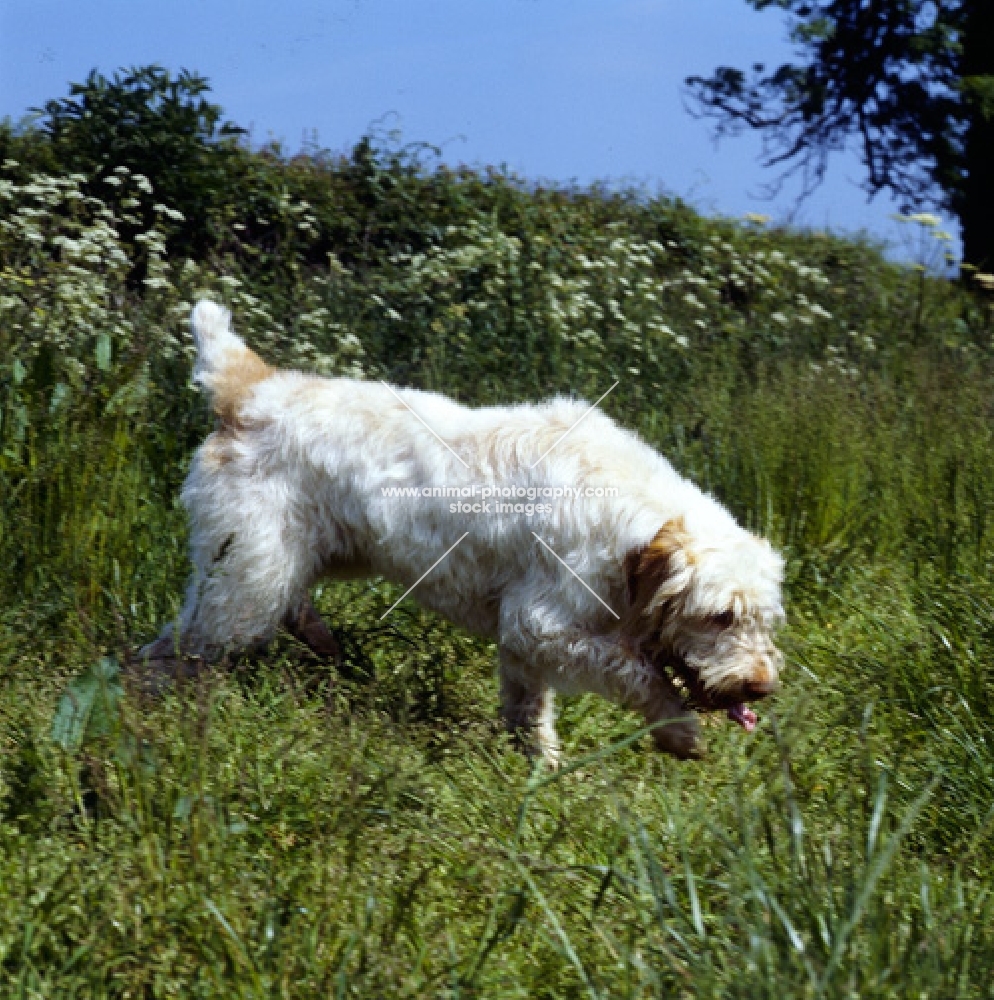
[656,652,780,731]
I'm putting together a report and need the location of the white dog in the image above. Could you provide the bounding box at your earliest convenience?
[143,301,784,763]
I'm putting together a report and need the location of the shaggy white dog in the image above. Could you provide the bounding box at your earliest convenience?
[143,301,785,763]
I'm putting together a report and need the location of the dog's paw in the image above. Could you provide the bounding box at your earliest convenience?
[508,725,562,770]
[652,714,705,760]
[538,740,562,771]
[127,637,206,696]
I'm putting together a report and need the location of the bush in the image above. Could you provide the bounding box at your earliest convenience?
[36,66,245,259]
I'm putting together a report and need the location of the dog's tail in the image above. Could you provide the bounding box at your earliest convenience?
[190,299,272,425]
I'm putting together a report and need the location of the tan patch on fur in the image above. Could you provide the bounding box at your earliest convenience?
[201,432,236,469]
[618,517,701,657]
[211,348,272,428]
[749,663,774,689]
[623,517,692,610]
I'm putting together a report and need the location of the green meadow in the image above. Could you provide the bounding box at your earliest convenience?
[2,83,994,996]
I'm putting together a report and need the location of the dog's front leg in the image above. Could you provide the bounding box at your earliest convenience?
[555,633,703,760]
[498,650,560,767]
[500,598,702,760]
[632,665,704,760]
[282,601,342,662]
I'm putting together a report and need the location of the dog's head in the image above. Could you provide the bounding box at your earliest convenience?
[623,516,784,728]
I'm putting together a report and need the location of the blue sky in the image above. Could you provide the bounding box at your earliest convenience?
[0,0,959,262]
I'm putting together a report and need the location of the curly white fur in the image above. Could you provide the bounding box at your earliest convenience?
[146,301,785,763]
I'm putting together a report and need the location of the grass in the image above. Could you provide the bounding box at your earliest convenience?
[1,137,994,996]
[2,601,990,997]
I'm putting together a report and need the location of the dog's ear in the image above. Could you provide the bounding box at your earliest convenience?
[624,517,695,616]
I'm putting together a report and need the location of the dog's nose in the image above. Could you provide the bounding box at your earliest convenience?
[744,677,779,699]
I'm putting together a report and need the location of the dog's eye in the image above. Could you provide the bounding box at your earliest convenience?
[711,611,734,629]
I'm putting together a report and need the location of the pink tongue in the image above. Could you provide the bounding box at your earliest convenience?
[727,703,758,732]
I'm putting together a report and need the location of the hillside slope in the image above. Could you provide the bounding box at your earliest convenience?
[1,117,994,996]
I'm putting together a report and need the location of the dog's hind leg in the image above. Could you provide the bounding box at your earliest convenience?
[181,516,317,658]
[146,445,324,667]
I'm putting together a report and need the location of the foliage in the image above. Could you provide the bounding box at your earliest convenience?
[36,66,245,258]
[2,75,994,995]
[686,1,994,268]
[51,657,125,752]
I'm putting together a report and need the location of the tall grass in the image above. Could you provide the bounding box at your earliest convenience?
[1,148,993,996]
